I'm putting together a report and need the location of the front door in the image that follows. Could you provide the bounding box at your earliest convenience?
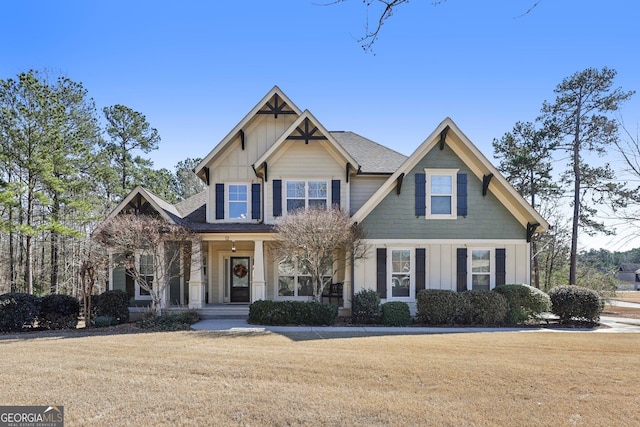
[230,257,250,303]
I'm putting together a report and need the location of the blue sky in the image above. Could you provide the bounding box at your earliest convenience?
[2,0,640,250]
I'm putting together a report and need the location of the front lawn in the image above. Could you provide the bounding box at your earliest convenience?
[0,331,639,426]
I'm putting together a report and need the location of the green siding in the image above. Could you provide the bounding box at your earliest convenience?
[111,253,151,307]
[361,144,525,240]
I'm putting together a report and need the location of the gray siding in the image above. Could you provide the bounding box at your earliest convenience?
[360,143,525,240]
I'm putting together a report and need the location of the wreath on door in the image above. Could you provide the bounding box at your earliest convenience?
[233,263,248,278]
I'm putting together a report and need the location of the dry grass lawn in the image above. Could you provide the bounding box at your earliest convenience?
[1,330,639,426]
[614,291,640,304]
[603,305,640,319]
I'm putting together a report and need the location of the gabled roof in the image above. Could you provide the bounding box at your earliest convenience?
[194,86,303,180]
[106,186,182,224]
[253,110,360,172]
[618,263,640,273]
[331,131,407,174]
[352,117,549,233]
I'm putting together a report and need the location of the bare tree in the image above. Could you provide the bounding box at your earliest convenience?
[94,214,198,316]
[274,207,367,301]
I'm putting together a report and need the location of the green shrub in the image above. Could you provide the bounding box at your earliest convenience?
[351,289,381,324]
[38,294,80,330]
[95,290,130,324]
[93,315,118,328]
[416,290,463,325]
[460,291,508,326]
[137,310,200,331]
[248,300,338,326]
[493,284,551,324]
[0,293,42,332]
[381,301,412,326]
[549,285,603,324]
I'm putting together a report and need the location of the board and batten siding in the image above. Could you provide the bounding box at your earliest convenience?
[350,175,388,215]
[265,141,347,224]
[206,114,297,222]
[360,143,525,240]
[352,240,531,297]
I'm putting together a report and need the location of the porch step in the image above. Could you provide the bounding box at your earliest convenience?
[194,305,250,320]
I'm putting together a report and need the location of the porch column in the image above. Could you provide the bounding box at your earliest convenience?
[188,240,205,309]
[343,256,352,309]
[252,239,266,302]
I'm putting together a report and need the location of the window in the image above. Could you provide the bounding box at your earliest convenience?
[285,180,328,213]
[277,259,332,299]
[135,253,154,299]
[228,184,249,220]
[425,169,458,219]
[470,249,491,291]
[388,249,413,300]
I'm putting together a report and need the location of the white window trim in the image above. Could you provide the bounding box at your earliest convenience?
[283,179,329,214]
[425,168,458,219]
[225,182,251,222]
[274,258,333,301]
[467,248,495,291]
[134,252,154,300]
[387,248,414,302]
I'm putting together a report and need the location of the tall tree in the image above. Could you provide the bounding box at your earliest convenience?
[540,67,634,285]
[493,121,558,288]
[174,157,205,201]
[102,104,160,197]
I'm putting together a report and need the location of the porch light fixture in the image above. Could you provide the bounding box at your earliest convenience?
[232,241,236,252]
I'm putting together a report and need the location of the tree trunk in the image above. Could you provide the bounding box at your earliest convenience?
[569,99,582,286]
[50,193,60,294]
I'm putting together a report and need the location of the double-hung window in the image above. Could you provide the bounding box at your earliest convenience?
[277,259,332,298]
[135,253,154,299]
[425,169,457,219]
[228,184,249,220]
[388,249,413,300]
[285,180,328,213]
[469,249,491,291]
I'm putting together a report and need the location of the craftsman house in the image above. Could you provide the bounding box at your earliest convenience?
[103,86,548,314]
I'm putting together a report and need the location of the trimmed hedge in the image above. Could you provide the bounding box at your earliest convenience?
[352,289,381,324]
[549,285,603,324]
[381,301,412,326]
[0,293,42,332]
[248,300,338,326]
[460,291,508,326]
[93,315,118,328]
[38,294,80,330]
[416,290,463,325]
[493,284,551,325]
[137,310,200,331]
[95,290,130,324]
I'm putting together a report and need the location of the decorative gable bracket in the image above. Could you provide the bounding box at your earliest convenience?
[257,93,297,119]
[482,174,494,196]
[286,118,328,144]
[526,222,540,243]
[438,125,450,150]
[396,173,405,195]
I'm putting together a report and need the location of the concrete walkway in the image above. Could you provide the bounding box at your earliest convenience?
[191,315,640,335]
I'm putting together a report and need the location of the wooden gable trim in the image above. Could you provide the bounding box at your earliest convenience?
[203,167,210,186]
[286,117,328,144]
[346,163,351,183]
[256,93,297,118]
[482,173,494,196]
[240,129,245,150]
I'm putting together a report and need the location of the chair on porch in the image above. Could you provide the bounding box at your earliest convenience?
[322,282,343,306]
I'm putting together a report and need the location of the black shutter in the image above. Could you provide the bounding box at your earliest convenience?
[496,248,506,287]
[215,183,224,220]
[415,173,426,216]
[456,248,467,292]
[416,248,426,293]
[457,173,467,216]
[376,248,387,299]
[331,180,340,208]
[251,183,261,220]
[273,179,282,217]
